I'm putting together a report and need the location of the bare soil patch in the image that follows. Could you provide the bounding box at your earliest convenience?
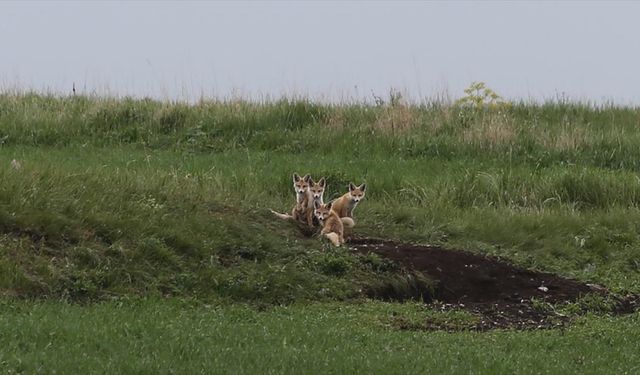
[349,237,638,331]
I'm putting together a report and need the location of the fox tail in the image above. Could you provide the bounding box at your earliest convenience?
[340,217,355,228]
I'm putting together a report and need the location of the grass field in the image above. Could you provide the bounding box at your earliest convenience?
[1,300,639,374]
[1,92,639,372]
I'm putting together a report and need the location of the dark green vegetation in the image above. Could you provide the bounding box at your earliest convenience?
[1,93,639,372]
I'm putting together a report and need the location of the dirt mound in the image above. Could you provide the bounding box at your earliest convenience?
[349,237,638,330]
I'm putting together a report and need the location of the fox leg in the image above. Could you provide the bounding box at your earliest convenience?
[324,232,342,247]
[270,209,294,221]
[306,208,315,227]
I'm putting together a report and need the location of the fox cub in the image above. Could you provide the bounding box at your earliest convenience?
[308,176,326,226]
[271,173,325,227]
[314,201,344,246]
[330,182,366,228]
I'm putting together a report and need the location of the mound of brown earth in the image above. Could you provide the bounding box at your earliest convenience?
[349,237,638,331]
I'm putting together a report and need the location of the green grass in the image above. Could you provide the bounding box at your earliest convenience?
[0,299,639,374]
[0,145,439,303]
[2,144,639,298]
[1,92,640,372]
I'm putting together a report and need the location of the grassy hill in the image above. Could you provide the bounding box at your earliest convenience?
[2,93,639,300]
[1,92,639,372]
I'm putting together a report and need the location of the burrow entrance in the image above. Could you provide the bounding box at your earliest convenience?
[348,237,638,331]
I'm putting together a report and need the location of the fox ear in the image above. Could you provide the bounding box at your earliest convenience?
[319,177,326,187]
[349,182,356,191]
[308,177,315,185]
[326,201,333,210]
[359,183,366,192]
[303,174,311,182]
[314,200,320,209]
[293,173,301,183]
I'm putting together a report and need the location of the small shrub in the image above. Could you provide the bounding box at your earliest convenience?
[317,253,353,276]
[455,81,510,110]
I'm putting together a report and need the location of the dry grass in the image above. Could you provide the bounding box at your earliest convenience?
[325,108,347,130]
[536,125,588,151]
[370,103,452,135]
[373,104,419,134]
[461,112,517,148]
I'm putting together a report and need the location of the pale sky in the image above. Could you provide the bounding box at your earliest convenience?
[2,1,640,104]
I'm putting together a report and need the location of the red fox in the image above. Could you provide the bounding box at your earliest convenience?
[330,182,366,228]
[271,174,325,228]
[308,177,326,226]
[308,177,326,205]
[314,201,344,246]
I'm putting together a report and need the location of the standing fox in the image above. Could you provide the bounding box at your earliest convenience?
[314,201,344,246]
[308,177,325,226]
[308,177,326,206]
[271,174,325,227]
[330,182,366,228]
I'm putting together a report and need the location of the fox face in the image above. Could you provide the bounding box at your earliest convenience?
[293,173,311,194]
[309,177,326,201]
[348,182,366,203]
[314,201,333,222]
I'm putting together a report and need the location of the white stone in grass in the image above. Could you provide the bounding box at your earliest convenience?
[10,159,21,170]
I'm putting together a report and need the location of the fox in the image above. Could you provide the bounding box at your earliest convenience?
[271,173,325,227]
[314,200,344,246]
[270,173,311,225]
[308,177,326,205]
[308,177,326,225]
[330,182,366,228]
